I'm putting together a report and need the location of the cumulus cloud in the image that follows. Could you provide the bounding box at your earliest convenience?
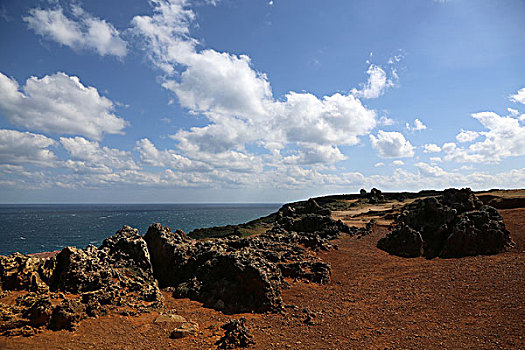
[132,0,378,172]
[456,130,479,143]
[162,50,272,117]
[370,131,415,158]
[0,129,56,166]
[24,5,127,57]
[510,87,525,105]
[0,72,127,140]
[444,111,525,163]
[273,92,376,146]
[423,143,441,153]
[282,144,346,165]
[136,138,208,171]
[392,160,404,166]
[131,0,196,73]
[415,162,447,177]
[378,115,394,126]
[61,137,138,173]
[405,118,427,131]
[351,64,395,99]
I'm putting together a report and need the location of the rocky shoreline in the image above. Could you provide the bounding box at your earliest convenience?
[0,188,515,347]
[0,197,359,337]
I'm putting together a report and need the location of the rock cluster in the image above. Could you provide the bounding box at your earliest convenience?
[145,206,351,314]
[1,202,352,334]
[216,317,254,349]
[377,188,513,258]
[360,188,385,204]
[0,226,163,335]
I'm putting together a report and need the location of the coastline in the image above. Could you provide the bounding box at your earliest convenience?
[1,188,524,349]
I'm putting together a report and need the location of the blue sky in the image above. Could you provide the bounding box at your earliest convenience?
[0,0,524,203]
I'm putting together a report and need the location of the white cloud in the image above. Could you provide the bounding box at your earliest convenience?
[406,118,427,131]
[136,138,208,171]
[378,115,394,126]
[444,111,525,163]
[392,160,404,166]
[131,0,379,172]
[415,162,447,177]
[131,0,197,74]
[0,72,127,140]
[370,131,415,158]
[0,129,56,166]
[507,108,519,116]
[24,5,127,57]
[282,144,346,165]
[162,49,273,117]
[423,143,441,153]
[351,64,394,99]
[510,87,525,105]
[61,137,139,172]
[374,162,384,167]
[456,129,479,143]
[273,92,376,146]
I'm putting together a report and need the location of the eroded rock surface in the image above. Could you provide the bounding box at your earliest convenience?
[377,188,513,258]
[0,226,162,335]
[216,317,254,349]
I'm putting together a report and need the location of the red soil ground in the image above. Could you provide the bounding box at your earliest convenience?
[1,209,524,350]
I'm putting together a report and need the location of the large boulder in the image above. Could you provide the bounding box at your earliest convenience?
[378,188,513,258]
[100,225,154,278]
[144,224,283,313]
[377,225,424,258]
[441,206,512,258]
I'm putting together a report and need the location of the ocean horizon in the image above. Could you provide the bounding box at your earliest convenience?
[0,203,281,256]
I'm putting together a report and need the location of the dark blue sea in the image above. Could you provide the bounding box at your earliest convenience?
[0,203,281,256]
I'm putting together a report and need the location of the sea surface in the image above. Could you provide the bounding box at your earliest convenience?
[0,203,281,256]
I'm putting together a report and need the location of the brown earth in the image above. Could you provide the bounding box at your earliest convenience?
[1,196,524,349]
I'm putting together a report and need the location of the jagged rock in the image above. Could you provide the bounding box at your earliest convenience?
[170,321,199,339]
[25,295,53,328]
[442,188,483,213]
[0,253,54,292]
[0,226,163,335]
[369,188,385,204]
[48,299,86,331]
[441,206,513,258]
[282,214,349,236]
[101,225,154,278]
[378,188,513,258]
[50,246,114,293]
[145,224,283,313]
[279,198,331,217]
[216,317,254,349]
[377,225,424,258]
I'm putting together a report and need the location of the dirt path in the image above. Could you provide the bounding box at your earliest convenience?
[2,209,524,350]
